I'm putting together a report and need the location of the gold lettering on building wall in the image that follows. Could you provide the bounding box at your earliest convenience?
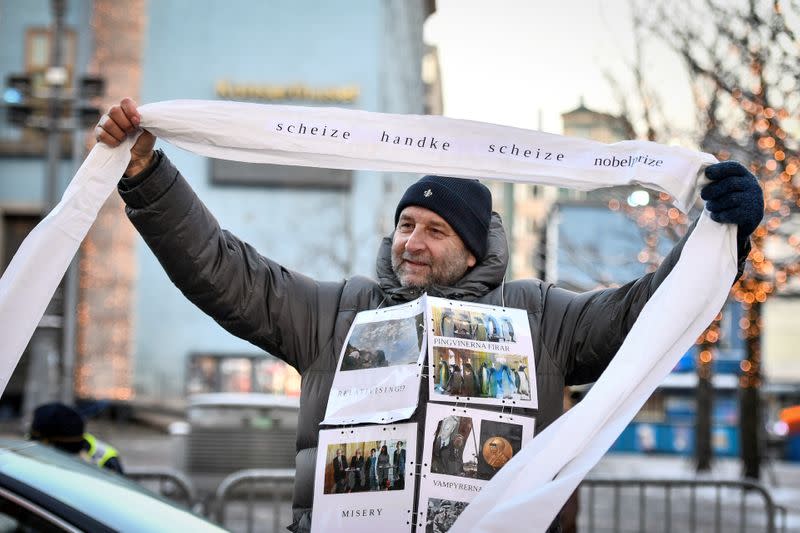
[216,80,359,103]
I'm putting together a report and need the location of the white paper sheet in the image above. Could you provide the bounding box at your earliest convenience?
[312,423,418,532]
[426,297,536,409]
[323,297,427,425]
[417,403,535,531]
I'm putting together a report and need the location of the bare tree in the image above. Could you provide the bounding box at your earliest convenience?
[614,0,800,479]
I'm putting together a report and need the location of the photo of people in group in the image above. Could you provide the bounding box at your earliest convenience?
[431,305,517,343]
[323,439,408,494]
[476,419,524,480]
[432,347,531,400]
[425,498,469,533]
[430,415,477,479]
[340,313,425,371]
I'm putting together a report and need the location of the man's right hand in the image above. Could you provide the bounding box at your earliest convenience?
[95,97,157,177]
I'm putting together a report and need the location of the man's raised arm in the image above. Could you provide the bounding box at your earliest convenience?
[97,99,341,373]
[539,162,763,385]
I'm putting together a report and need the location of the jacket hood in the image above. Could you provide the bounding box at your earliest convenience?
[376,212,509,303]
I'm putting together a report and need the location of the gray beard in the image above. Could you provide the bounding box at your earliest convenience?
[391,251,471,289]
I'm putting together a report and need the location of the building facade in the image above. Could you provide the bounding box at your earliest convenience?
[0,0,440,409]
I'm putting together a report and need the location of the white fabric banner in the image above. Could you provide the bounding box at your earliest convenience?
[449,211,735,532]
[0,100,734,532]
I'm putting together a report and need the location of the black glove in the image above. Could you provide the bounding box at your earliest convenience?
[701,161,764,253]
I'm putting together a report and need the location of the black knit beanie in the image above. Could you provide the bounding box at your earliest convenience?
[30,402,85,453]
[394,175,492,260]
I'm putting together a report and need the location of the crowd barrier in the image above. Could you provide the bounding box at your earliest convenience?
[579,477,788,533]
[129,468,790,533]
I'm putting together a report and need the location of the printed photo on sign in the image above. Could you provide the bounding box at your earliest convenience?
[425,498,468,533]
[426,296,537,409]
[322,439,409,494]
[323,297,426,425]
[432,347,531,401]
[340,314,425,371]
[416,404,535,531]
[313,424,417,533]
[430,414,476,479]
[428,411,525,481]
[476,419,523,480]
[432,306,517,343]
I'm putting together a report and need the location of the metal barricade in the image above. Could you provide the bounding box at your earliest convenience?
[579,477,788,533]
[127,468,197,510]
[214,468,295,533]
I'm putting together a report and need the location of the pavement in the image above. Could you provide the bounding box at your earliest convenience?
[3,417,799,532]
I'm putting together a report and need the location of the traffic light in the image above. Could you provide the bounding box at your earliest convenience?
[6,74,32,98]
[2,72,104,131]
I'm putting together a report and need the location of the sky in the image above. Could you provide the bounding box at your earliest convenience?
[424,0,697,137]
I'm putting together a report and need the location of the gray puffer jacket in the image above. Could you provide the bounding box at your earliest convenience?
[119,152,728,532]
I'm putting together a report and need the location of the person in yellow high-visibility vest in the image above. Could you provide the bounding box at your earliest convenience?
[28,402,124,474]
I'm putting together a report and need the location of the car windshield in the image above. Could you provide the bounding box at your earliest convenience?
[0,440,225,532]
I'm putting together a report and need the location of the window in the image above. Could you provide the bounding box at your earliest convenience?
[25,28,78,94]
[635,393,666,423]
[0,489,77,532]
[186,353,301,396]
[210,159,352,189]
[1,213,41,273]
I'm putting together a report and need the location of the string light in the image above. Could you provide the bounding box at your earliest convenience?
[613,37,799,397]
[75,0,146,401]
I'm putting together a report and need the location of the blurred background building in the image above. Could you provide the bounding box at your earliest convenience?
[0,0,439,412]
[1,0,798,466]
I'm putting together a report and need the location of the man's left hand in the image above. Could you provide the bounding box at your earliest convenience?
[701,161,764,248]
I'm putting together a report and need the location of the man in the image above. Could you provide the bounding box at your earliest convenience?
[97,98,762,532]
[28,402,124,474]
[365,448,379,491]
[431,416,473,477]
[349,448,365,491]
[331,449,347,494]
[393,441,406,490]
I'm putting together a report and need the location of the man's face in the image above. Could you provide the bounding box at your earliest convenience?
[391,206,476,289]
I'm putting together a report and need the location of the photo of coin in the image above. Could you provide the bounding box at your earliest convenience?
[482,436,513,468]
